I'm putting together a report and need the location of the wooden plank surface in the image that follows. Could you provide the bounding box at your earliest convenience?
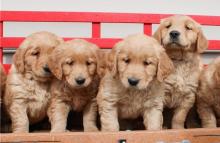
[1,128,220,143]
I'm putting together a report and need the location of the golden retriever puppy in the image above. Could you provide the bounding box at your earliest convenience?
[4,31,64,133]
[153,15,208,129]
[197,57,220,128]
[97,34,174,131]
[48,39,101,132]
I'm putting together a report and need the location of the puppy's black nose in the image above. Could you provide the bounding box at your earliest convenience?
[128,78,139,86]
[170,30,180,39]
[75,77,86,85]
[43,65,51,73]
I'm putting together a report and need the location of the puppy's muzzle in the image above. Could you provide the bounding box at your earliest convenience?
[43,65,51,75]
[169,30,180,41]
[75,77,86,85]
[128,77,140,86]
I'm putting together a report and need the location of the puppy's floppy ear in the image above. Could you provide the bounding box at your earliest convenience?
[153,19,166,44]
[96,49,108,77]
[196,27,208,53]
[48,48,63,80]
[157,48,174,82]
[108,41,123,77]
[89,43,104,77]
[13,40,29,73]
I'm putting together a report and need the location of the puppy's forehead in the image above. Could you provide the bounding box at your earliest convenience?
[23,31,62,49]
[165,15,197,25]
[60,40,96,57]
[120,34,160,57]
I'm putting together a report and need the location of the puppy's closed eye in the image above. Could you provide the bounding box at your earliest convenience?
[185,25,192,30]
[143,61,152,66]
[86,58,95,66]
[31,50,39,56]
[165,24,171,29]
[66,59,74,65]
[123,58,130,64]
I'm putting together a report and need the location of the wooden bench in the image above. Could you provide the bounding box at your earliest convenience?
[0,11,220,143]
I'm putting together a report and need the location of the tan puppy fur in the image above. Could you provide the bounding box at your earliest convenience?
[197,57,220,128]
[4,31,64,133]
[97,34,174,131]
[153,15,208,129]
[48,39,101,132]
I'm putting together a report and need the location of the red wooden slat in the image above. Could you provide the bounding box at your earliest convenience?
[0,37,121,48]
[1,11,220,25]
[0,22,3,63]
[92,22,101,38]
[0,49,3,63]
[1,37,220,50]
[208,40,220,50]
[143,23,152,35]
[3,64,10,73]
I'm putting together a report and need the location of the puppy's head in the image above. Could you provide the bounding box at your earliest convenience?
[108,34,174,90]
[13,31,64,82]
[48,39,100,88]
[153,15,208,53]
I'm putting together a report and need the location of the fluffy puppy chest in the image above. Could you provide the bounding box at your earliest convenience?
[17,77,50,123]
[164,60,200,108]
[63,83,98,112]
[117,87,160,119]
[117,90,146,119]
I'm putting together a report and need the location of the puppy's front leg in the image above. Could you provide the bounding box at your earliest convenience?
[83,98,98,132]
[99,100,119,132]
[10,101,29,133]
[197,103,216,128]
[48,99,70,132]
[143,108,163,130]
[172,94,195,129]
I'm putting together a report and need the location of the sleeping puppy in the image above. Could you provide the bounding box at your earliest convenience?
[97,34,174,131]
[197,57,220,128]
[153,15,208,129]
[48,39,100,132]
[4,31,64,133]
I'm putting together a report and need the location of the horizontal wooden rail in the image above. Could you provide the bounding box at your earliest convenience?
[1,11,220,26]
[1,37,220,50]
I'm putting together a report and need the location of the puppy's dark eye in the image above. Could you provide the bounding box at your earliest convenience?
[165,24,171,29]
[143,61,151,66]
[123,58,130,64]
[86,61,92,66]
[185,25,192,30]
[31,51,39,56]
[66,60,74,65]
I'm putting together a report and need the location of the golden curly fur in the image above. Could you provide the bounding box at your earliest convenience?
[153,15,208,129]
[197,57,220,128]
[97,34,174,131]
[47,39,101,132]
[4,31,64,133]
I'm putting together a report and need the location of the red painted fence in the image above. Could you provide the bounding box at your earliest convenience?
[1,11,220,72]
